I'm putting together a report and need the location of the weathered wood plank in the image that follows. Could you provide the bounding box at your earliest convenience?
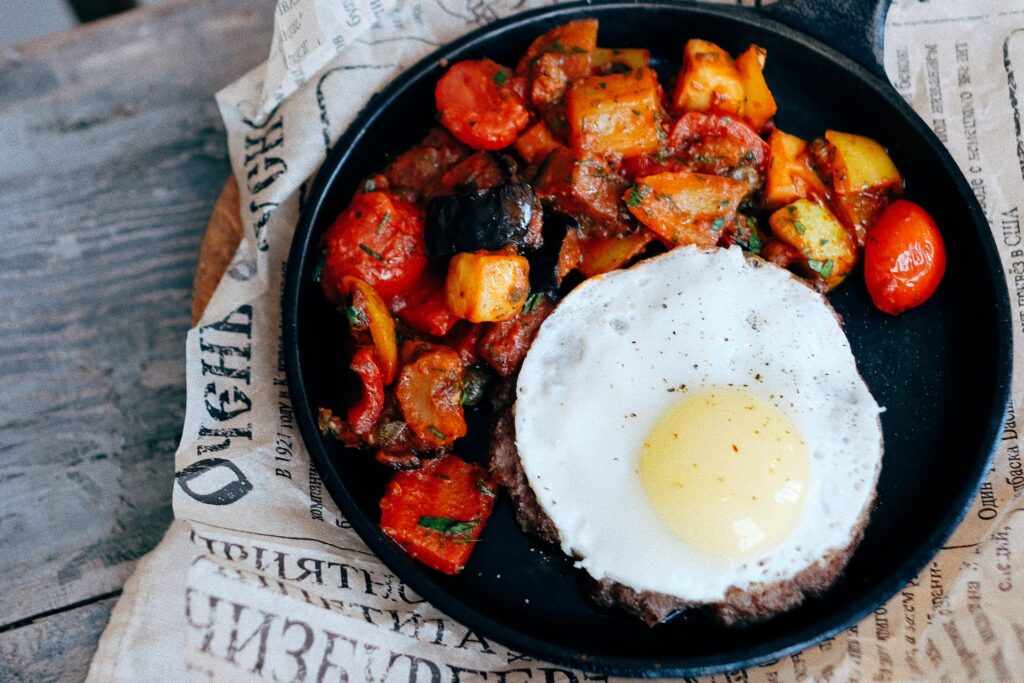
[0,0,274,633]
[0,596,117,682]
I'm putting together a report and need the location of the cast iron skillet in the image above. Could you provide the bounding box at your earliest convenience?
[284,0,1012,676]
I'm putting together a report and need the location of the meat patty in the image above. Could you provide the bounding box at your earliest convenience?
[487,377,875,626]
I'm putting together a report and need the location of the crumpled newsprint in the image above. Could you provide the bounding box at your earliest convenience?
[87,0,1024,680]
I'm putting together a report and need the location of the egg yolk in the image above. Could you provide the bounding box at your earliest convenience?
[638,389,810,558]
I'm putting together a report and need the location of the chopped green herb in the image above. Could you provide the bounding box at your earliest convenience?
[468,120,476,127]
[748,231,763,254]
[571,45,588,54]
[460,365,490,407]
[549,38,567,54]
[428,425,446,440]
[346,306,368,328]
[363,178,377,192]
[632,108,642,116]
[711,216,727,233]
[522,292,545,313]
[598,81,607,90]
[417,516,479,538]
[376,211,391,234]
[692,153,722,164]
[718,199,731,208]
[745,216,757,230]
[477,479,497,498]
[739,150,757,164]
[359,243,384,260]
[819,238,829,246]
[792,220,807,235]
[311,250,326,284]
[808,259,834,278]
[493,70,508,85]
[625,185,650,208]
[607,61,632,75]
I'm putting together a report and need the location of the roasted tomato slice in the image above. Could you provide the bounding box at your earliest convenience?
[380,454,497,574]
[667,112,768,176]
[323,190,428,300]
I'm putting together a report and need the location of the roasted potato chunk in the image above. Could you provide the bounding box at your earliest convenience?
[578,232,654,277]
[567,69,663,158]
[514,121,563,164]
[672,39,744,116]
[765,129,829,210]
[625,171,748,248]
[735,45,777,131]
[446,251,530,322]
[825,130,902,194]
[593,47,650,72]
[768,199,857,290]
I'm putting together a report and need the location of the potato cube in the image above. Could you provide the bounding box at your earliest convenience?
[825,130,902,194]
[735,45,777,131]
[446,251,530,322]
[514,122,563,164]
[672,39,744,116]
[625,171,748,248]
[765,129,829,209]
[567,68,663,157]
[768,199,858,290]
[578,232,653,277]
[593,48,651,72]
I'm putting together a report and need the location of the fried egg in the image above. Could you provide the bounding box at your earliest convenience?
[514,246,882,607]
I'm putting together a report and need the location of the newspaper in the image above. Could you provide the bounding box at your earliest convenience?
[86,0,1024,680]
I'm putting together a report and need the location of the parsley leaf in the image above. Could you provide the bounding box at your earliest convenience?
[417,516,480,537]
[428,425,446,440]
[359,243,384,260]
[748,231,763,254]
[549,38,568,54]
[808,259,834,278]
[625,185,649,208]
[571,45,588,54]
[711,216,727,233]
[346,306,368,328]
[493,70,508,85]
[792,220,807,235]
[522,292,544,313]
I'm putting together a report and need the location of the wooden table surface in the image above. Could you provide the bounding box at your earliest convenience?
[0,1,274,679]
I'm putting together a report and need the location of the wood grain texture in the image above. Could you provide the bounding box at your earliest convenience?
[0,0,274,669]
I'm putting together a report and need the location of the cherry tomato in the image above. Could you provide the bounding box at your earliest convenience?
[435,59,530,151]
[322,191,427,301]
[864,200,946,315]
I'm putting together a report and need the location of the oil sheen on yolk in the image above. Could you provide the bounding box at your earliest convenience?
[638,389,810,558]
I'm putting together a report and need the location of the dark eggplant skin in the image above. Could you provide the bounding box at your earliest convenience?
[528,210,578,296]
[425,183,543,256]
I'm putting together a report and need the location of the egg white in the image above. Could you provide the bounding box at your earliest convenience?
[514,246,883,602]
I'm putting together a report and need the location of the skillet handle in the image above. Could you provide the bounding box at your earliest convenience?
[759,0,892,81]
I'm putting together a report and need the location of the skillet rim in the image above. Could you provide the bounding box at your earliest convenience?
[283,1,1013,676]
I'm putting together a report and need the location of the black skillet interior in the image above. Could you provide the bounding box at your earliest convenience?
[284,1,1011,677]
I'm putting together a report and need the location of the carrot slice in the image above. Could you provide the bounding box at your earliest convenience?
[436,59,530,151]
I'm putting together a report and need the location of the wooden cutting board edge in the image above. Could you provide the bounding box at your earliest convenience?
[191,176,243,325]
